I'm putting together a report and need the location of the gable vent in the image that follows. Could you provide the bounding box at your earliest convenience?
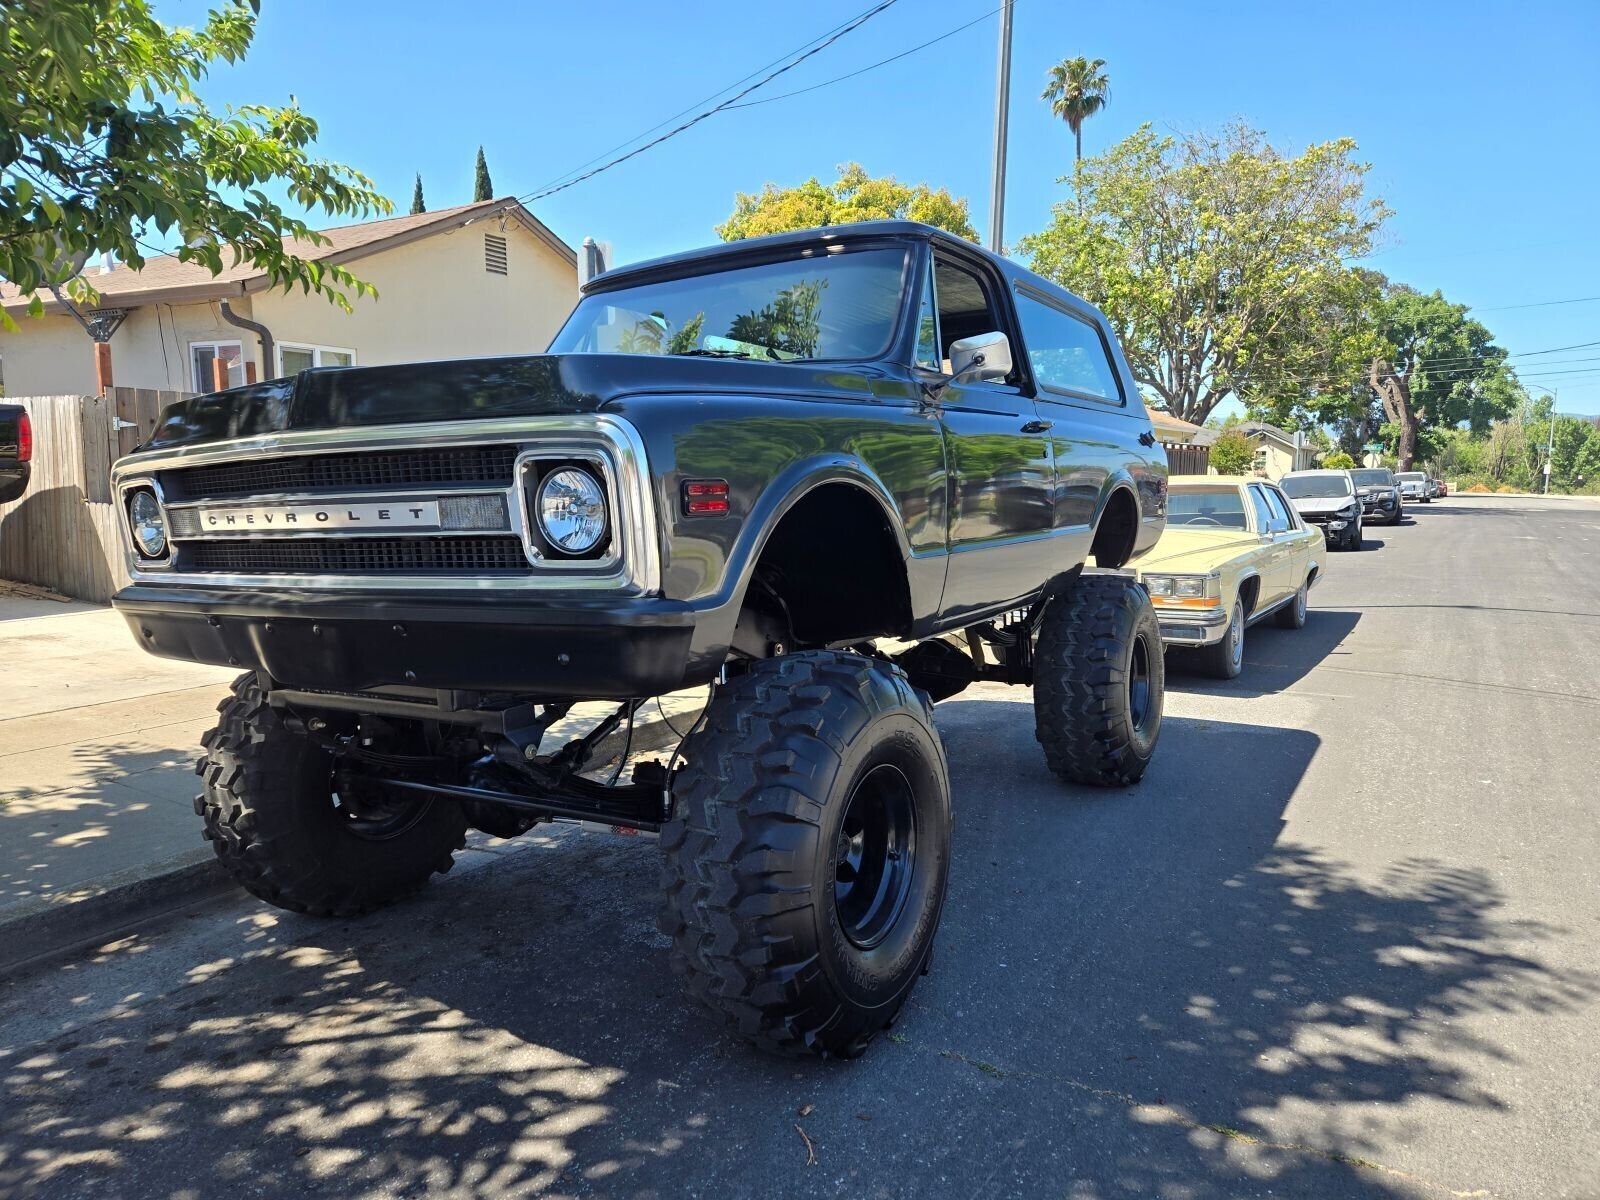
[484,233,508,275]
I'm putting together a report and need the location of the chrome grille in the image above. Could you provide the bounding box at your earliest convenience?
[184,536,531,575]
[163,445,520,500]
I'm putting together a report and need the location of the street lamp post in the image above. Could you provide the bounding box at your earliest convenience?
[987,0,1014,254]
[1543,388,1559,495]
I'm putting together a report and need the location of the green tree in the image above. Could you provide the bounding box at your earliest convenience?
[0,0,388,328]
[717,162,978,243]
[409,173,425,215]
[473,146,493,201]
[1321,449,1357,470]
[1041,56,1110,164]
[1211,429,1256,475]
[1020,124,1387,426]
[1368,286,1514,471]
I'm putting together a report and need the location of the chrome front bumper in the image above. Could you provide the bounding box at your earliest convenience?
[1155,605,1230,647]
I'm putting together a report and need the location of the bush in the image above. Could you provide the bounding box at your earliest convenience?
[1210,429,1256,475]
[1321,450,1357,470]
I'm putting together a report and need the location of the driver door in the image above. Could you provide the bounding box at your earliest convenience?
[925,252,1056,620]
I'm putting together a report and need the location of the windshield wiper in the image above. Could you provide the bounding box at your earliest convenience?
[672,348,760,360]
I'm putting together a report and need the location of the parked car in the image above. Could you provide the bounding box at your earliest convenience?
[1427,477,1442,499]
[1133,475,1324,680]
[0,403,31,504]
[1396,470,1431,504]
[106,220,1170,1059]
[1280,469,1363,550]
[1436,479,1449,497]
[1350,467,1403,524]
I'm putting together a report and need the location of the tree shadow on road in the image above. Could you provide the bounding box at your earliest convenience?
[1,709,1593,1199]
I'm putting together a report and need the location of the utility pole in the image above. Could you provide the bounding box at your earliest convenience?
[1544,388,1559,494]
[987,0,1014,254]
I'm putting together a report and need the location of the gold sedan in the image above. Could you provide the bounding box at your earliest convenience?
[1135,476,1325,679]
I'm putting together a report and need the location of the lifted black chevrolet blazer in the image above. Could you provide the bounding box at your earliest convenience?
[112,222,1168,1057]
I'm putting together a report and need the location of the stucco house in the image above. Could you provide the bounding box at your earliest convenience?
[0,197,578,396]
[1191,420,1318,480]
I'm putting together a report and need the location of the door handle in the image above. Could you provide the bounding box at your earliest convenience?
[1021,419,1053,434]
[1138,431,1157,447]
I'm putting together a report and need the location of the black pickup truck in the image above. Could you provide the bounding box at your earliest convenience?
[110,221,1168,1057]
[0,403,31,504]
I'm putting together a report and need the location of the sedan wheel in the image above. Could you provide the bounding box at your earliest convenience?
[1197,599,1245,680]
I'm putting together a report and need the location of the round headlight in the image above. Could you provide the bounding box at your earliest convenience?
[128,489,167,559]
[536,467,607,554]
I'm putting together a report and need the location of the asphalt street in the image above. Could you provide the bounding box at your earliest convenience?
[2,495,1597,1199]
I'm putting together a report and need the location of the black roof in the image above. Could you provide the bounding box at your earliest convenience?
[584,220,1108,323]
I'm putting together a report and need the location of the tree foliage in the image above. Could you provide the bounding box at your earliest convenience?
[409,173,425,215]
[473,146,493,202]
[1020,124,1387,427]
[1040,56,1110,163]
[1321,450,1357,470]
[0,0,390,328]
[1368,286,1514,471]
[717,162,978,243]
[1210,429,1257,475]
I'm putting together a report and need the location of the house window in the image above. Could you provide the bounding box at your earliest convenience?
[1253,446,1269,474]
[485,233,508,275]
[278,344,356,376]
[191,340,244,392]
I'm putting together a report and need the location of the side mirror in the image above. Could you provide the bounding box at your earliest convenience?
[950,332,1012,384]
[1267,517,1289,534]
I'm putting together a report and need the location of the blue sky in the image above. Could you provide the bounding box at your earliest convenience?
[165,0,1600,413]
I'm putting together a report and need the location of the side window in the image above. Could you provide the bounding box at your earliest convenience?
[913,263,941,371]
[1261,485,1294,530]
[932,256,1011,383]
[1013,289,1123,403]
[1246,485,1275,533]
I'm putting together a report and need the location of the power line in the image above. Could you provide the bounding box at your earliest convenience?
[726,5,1005,109]
[521,3,901,197]
[1480,295,1600,312]
[516,1,900,205]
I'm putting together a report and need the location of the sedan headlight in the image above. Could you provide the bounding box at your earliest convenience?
[1144,574,1214,601]
[127,488,168,559]
[535,466,608,554]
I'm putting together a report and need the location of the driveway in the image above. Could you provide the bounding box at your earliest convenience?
[2,496,1597,1198]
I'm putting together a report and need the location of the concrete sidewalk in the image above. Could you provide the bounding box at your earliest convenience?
[0,594,706,969]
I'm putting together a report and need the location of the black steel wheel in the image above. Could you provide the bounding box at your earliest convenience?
[196,675,467,916]
[659,651,950,1058]
[1033,573,1165,786]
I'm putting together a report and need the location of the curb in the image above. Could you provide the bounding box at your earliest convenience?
[0,854,235,976]
[0,705,697,975]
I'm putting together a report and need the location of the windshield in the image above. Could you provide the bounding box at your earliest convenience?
[549,248,907,362]
[1351,469,1394,487]
[1167,487,1248,530]
[1281,474,1352,499]
[1396,472,1427,483]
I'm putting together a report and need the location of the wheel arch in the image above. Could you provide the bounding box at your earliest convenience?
[1089,479,1143,568]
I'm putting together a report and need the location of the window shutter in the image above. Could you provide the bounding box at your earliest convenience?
[484,233,508,275]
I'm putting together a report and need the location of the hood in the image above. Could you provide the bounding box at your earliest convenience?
[141,353,894,452]
[1289,495,1356,514]
[1136,526,1261,572]
[1356,484,1397,496]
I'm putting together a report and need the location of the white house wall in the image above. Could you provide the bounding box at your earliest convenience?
[249,220,578,373]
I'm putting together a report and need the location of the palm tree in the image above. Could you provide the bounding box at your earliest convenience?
[1041,56,1110,163]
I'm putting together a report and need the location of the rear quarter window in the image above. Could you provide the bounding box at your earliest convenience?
[1012,288,1124,405]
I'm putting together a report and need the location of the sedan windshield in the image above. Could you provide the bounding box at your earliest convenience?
[549,248,907,362]
[1350,469,1394,487]
[1280,474,1352,499]
[1167,488,1248,530]
[1396,472,1427,484]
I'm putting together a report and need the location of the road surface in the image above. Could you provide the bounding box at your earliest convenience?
[3,495,1597,1199]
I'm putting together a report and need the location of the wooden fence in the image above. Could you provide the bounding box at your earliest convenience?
[1164,441,1211,476]
[0,387,192,603]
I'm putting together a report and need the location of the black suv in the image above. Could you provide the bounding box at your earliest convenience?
[1350,467,1403,525]
[110,222,1168,1057]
